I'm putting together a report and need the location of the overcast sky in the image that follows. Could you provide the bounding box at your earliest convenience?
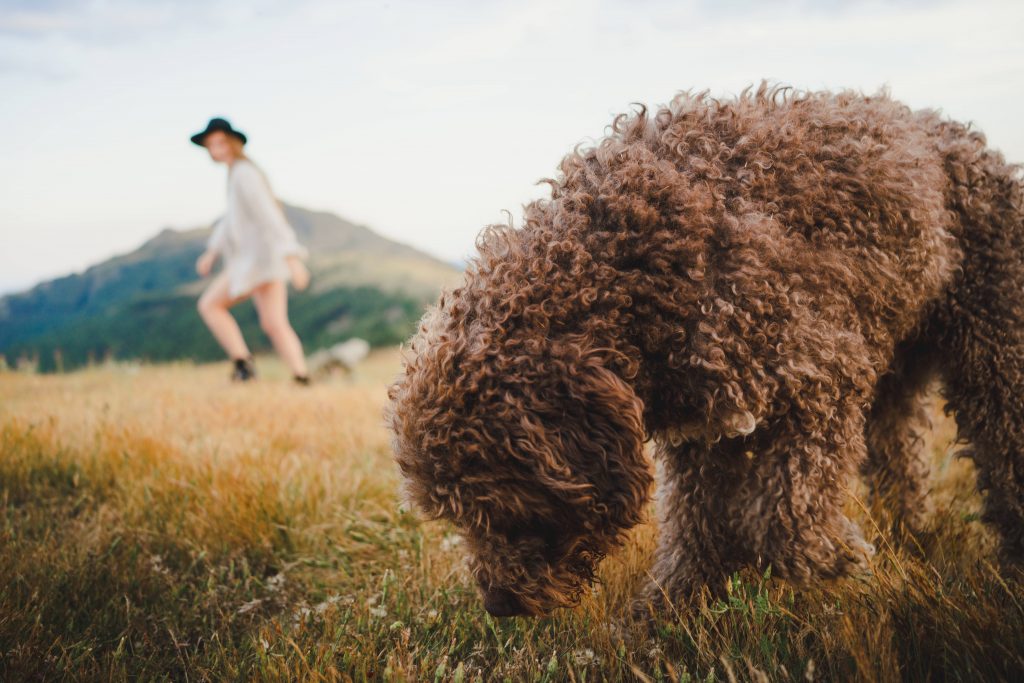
[1,0,1022,295]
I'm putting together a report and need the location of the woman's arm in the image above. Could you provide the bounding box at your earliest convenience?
[196,216,225,277]
[207,216,227,254]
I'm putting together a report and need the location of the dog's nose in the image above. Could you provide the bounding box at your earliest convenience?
[482,586,529,617]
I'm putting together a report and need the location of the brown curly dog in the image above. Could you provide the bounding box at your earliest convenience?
[386,83,1024,618]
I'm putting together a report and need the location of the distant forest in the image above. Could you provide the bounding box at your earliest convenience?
[3,285,424,373]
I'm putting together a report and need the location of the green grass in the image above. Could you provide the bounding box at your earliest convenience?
[1,353,1022,681]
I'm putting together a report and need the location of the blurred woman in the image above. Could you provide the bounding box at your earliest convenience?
[190,117,312,384]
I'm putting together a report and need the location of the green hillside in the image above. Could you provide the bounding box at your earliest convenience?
[0,205,462,372]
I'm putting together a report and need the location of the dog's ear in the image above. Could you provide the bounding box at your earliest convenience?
[522,356,653,539]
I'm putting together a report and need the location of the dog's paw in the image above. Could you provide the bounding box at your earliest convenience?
[628,575,703,625]
[628,579,672,624]
[838,517,876,571]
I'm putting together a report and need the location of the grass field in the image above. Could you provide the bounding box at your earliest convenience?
[1,351,1022,681]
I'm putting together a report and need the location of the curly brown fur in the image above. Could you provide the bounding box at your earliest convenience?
[386,82,1024,617]
[862,339,939,537]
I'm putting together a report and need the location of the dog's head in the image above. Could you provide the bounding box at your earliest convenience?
[386,295,652,616]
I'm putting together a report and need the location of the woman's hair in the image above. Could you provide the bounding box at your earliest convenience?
[237,153,286,212]
[228,135,248,161]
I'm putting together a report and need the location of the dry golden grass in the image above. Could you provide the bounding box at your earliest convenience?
[1,351,1022,681]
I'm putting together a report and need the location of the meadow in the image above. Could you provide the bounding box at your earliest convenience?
[1,351,1022,681]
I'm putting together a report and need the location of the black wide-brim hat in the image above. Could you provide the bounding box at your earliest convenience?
[190,117,247,146]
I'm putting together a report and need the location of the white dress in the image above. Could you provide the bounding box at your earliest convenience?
[206,158,309,298]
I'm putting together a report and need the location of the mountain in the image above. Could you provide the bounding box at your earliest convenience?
[0,204,462,372]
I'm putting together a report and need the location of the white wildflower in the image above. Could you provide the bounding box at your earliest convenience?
[291,603,312,626]
[266,573,286,592]
[149,555,169,575]
[572,648,597,667]
[440,533,462,552]
[237,598,263,615]
[314,594,342,614]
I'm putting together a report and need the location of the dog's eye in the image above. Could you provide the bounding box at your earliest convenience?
[501,520,565,559]
[501,519,545,542]
[501,522,533,542]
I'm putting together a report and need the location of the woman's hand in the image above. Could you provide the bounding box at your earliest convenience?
[195,250,217,277]
[286,255,310,291]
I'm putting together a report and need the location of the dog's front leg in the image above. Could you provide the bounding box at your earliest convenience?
[736,398,875,583]
[631,396,874,621]
[631,438,750,619]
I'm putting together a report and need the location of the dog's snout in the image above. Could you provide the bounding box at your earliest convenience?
[482,586,529,617]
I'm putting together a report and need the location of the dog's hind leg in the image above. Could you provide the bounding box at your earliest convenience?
[863,341,940,537]
[924,119,1024,569]
[933,284,1024,569]
[934,284,1024,568]
[930,134,1024,569]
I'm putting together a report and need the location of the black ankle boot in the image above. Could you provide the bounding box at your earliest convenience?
[293,374,310,386]
[231,356,256,381]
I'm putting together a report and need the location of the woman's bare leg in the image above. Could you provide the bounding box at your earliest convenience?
[197,272,251,359]
[251,280,308,377]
